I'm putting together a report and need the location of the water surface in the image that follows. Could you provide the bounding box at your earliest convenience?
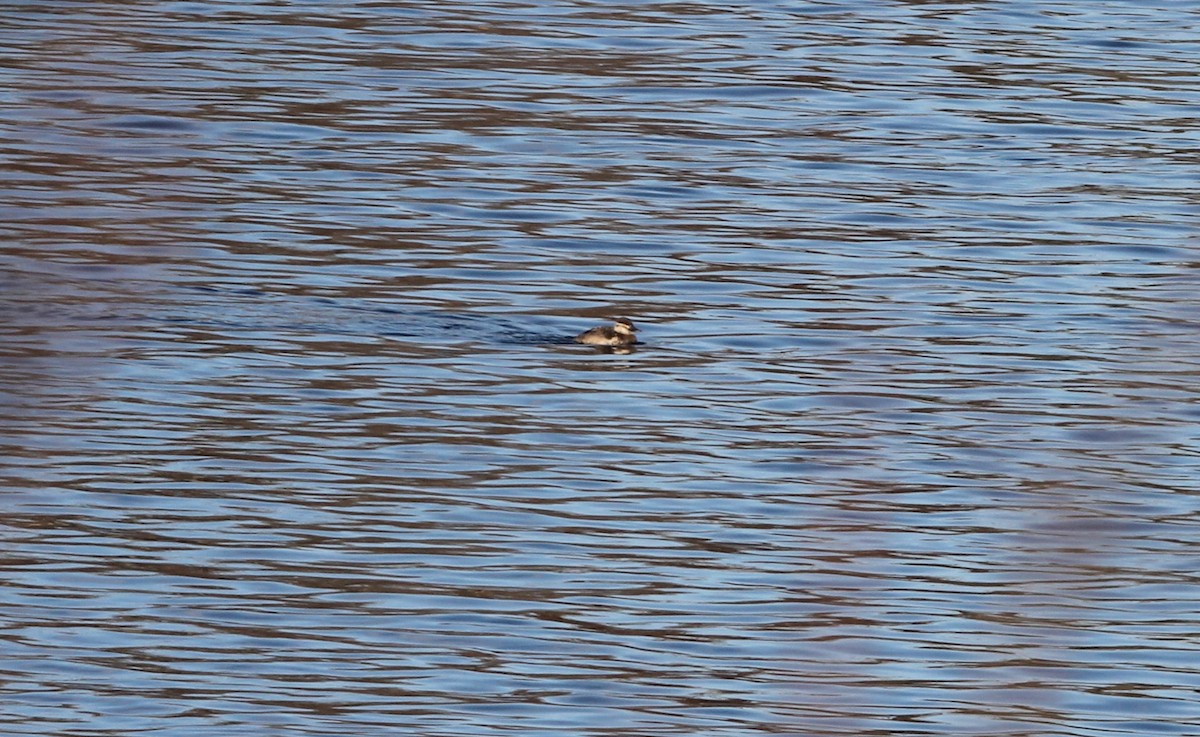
[3,1,1199,735]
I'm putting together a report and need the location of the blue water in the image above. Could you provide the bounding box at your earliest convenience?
[2,2,1199,735]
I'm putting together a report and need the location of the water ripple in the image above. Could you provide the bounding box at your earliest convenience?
[3,1,1199,735]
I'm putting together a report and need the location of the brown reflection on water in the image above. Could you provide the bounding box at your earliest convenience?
[3,1,1200,736]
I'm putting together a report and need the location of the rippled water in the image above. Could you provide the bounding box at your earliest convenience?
[3,2,1200,735]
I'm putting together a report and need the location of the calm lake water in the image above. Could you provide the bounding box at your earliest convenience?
[3,1,1199,735]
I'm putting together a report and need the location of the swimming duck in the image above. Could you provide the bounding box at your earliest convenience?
[574,317,637,347]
